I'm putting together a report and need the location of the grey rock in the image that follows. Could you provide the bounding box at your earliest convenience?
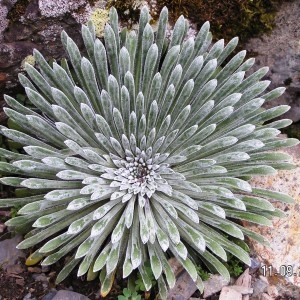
[23,293,37,300]
[32,273,48,283]
[251,277,268,298]
[244,0,300,122]
[0,235,25,270]
[51,290,91,300]
[249,257,261,274]
[202,275,230,298]
[166,270,197,300]
[42,289,57,300]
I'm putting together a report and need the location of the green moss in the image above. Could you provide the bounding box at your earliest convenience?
[159,0,288,43]
[7,0,30,22]
[106,0,144,25]
[107,0,288,44]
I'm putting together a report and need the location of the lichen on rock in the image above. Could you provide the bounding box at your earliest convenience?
[38,0,88,18]
[89,8,109,37]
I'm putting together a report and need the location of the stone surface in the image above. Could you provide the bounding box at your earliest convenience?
[244,0,300,122]
[247,139,300,287]
[266,285,279,298]
[166,270,197,300]
[41,289,57,300]
[202,275,230,298]
[51,290,91,300]
[251,276,269,298]
[0,0,108,98]
[258,293,273,300]
[218,286,242,300]
[0,235,25,270]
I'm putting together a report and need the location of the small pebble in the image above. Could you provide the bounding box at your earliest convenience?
[249,257,261,274]
[252,277,268,297]
[32,273,48,283]
[42,289,57,300]
[23,293,37,300]
[28,267,42,273]
[42,265,50,273]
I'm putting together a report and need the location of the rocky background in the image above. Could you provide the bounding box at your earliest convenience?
[0,0,299,122]
[1,1,300,299]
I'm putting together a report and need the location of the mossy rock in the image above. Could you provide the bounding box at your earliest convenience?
[107,0,286,44]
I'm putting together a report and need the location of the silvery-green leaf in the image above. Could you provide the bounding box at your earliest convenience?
[80,103,96,129]
[56,170,90,180]
[131,213,142,269]
[210,72,245,103]
[152,194,177,219]
[263,87,286,102]
[104,24,119,83]
[171,240,188,260]
[33,209,72,228]
[100,268,116,297]
[148,243,162,279]
[111,214,126,244]
[152,201,180,245]
[93,243,112,272]
[91,203,122,237]
[208,177,252,192]
[170,200,199,224]
[125,197,135,228]
[39,232,73,253]
[12,159,60,174]
[55,257,81,284]
[252,187,294,204]
[0,177,25,187]
[44,189,81,201]
[138,263,153,291]
[123,256,133,278]
[191,59,217,99]
[142,44,158,101]
[160,45,180,89]
[240,195,275,211]
[154,242,176,288]
[225,209,272,226]
[23,146,66,159]
[24,65,53,102]
[67,211,94,234]
[67,197,91,210]
[197,201,226,218]
[1,128,56,150]
[216,49,246,84]
[169,15,186,48]
[55,122,89,147]
[17,209,87,249]
[205,39,224,63]
[201,250,230,281]
[106,240,122,274]
[21,178,81,189]
[176,218,206,252]
[91,187,116,201]
[260,137,299,152]
[171,190,198,210]
[155,7,168,69]
[158,276,168,299]
[65,157,89,170]
[75,237,94,259]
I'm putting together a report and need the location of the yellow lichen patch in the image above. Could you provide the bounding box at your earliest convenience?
[21,55,35,69]
[89,8,109,37]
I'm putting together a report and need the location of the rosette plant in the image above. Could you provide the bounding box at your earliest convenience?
[0,6,298,298]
